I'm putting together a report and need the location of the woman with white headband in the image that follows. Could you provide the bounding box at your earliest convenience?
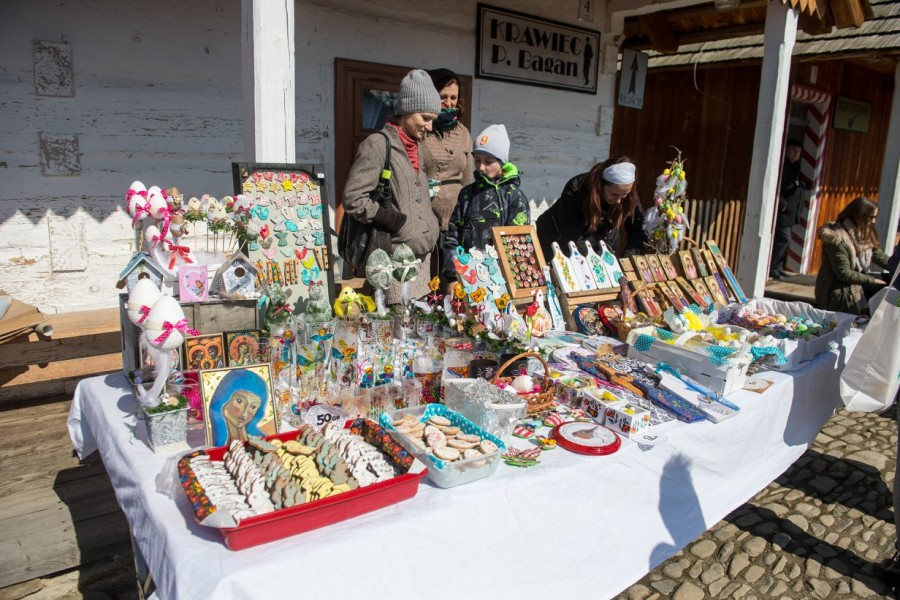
[536,156,647,261]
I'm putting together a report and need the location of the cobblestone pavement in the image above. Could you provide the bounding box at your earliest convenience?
[617,406,899,600]
[2,406,897,600]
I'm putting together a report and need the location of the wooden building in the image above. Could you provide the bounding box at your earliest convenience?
[611,0,899,276]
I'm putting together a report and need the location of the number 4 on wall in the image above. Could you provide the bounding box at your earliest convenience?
[579,0,594,22]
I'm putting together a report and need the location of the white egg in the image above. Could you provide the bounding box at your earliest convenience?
[126,181,146,216]
[143,224,163,246]
[147,190,169,220]
[511,374,534,393]
[126,278,162,328]
[145,296,191,351]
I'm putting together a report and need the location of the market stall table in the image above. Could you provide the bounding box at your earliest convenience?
[67,332,860,600]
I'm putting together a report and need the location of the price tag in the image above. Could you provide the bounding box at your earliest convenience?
[304,404,349,431]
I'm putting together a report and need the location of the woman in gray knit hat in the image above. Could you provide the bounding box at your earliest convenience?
[343,69,442,304]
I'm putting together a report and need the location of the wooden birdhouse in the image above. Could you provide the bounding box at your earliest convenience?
[118,252,165,294]
[211,252,259,300]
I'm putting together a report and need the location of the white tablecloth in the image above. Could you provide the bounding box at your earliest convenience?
[67,332,859,600]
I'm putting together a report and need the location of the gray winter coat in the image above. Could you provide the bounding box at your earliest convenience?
[343,124,440,303]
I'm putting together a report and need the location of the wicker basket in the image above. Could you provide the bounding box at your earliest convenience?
[491,351,555,416]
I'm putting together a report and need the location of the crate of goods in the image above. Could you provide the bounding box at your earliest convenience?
[380,403,506,488]
[177,420,427,550]
[718,298,855,371]
[626,325,749,396]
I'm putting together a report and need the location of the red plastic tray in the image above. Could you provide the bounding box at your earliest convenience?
[197,431,428,550]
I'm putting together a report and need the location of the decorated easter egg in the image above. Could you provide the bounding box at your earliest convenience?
[145,296,191,351]
[511,374,535,393]
[126,181,146,216]
[126,278,162,328]
[143,224,164,248]
[147,189,168,220]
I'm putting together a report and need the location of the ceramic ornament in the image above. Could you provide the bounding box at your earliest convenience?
[142,225,178,277]
[140,295,198,407]
[126,278,162,330]
[365,249,393,316]
[528,288,554,337]
[147,187,169,220]
[567,241,598,290]
[598,241,625,286]
[541,265,566,330]
[550,241,581,294]
[584,244,611,289]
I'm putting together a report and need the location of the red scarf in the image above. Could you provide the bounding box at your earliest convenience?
[388,122,420,174]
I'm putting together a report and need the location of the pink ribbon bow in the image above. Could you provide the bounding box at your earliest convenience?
[157,206,172,239]
[272,304,292,317]
[126,188,148,203]
[165,242,193,269]
[138,305,151,324]
[130,202,151,228]
[151,319,199,345]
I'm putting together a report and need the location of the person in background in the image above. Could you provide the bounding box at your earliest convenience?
[536,156,646,261]
[343,69,441,303]
[422,68,474,231]
[442,124,530,288]
[814,196,889,314]
[770,139,806,279]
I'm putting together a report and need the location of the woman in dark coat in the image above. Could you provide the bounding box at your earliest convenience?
[536,156,647,261]
[815,196,889,314]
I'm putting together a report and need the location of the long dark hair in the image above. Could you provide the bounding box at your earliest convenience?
[837,196,880,248]
[579,156,639,233]
[427,68,465,117]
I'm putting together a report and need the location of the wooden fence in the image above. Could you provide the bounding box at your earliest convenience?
[679,198,746,272]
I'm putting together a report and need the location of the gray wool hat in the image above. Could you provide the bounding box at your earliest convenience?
[397,69,441,116]
[473,124,510,164]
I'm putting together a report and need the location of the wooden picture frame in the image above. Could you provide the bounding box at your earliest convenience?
[700,249,719,278]
[661,280,690,309]
[655,280,682,310]
[677,250,699,279]
[691,278,715,307]
[490,225,547,299]
[632,255,655,284]
[658,254,679,280]
[705,240,747,303]
[184,333,226,371]
[200,364,279,447]
[690,248,709,278]
[703,276,729,307]
[646,255,667,282]
[676,277,707,309]
[635,284,662,317]
[224,329,262,367]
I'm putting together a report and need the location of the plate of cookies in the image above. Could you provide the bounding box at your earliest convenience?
[177,418,427,549]
[380,404,507,488]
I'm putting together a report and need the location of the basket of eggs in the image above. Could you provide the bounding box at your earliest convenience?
[491,351,555,416]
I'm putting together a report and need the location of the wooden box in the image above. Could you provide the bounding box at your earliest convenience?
[119,294,260,375]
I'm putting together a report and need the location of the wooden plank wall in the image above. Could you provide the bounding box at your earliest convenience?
[612,59,895,276]
[800,61,896,272]
[681,197,746,272]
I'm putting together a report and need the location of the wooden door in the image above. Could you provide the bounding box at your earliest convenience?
[333,58,472,230]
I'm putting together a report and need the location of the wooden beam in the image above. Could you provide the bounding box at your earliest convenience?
[623,23,766,50]
[830,0,865,28]
[736,1,798,298]
[876,61,900,251]
[639,12,679,53]
[241,0,296,162]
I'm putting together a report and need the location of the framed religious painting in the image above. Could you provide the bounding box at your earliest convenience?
[646,255,667,283]
[658,253,679,280]
[632,255,655,284]
[184,333,226,371]
[200,364,278,447]
[224,329,262,367]
[677,250,699,279]
[691,248,710,278]
[705,240,747,303]
[490,225,548,299]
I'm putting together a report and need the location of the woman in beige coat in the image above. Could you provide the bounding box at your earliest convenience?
[422,69,474,230]
[343,69,441,304]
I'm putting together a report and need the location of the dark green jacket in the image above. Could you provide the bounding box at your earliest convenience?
[814,222,890,314]
[441,163,530,282]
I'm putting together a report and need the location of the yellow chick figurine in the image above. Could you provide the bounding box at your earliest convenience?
[333,287,376,319]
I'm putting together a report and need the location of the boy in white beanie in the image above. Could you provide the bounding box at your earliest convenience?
[441,124,531,287]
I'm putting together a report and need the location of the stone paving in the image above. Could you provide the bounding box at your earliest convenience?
[2,406,898,600]
[617,405,899,600]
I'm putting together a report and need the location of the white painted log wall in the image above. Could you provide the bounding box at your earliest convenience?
[0,0,614,313]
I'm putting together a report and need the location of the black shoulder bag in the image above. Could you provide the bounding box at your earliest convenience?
[338,132,395,274]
